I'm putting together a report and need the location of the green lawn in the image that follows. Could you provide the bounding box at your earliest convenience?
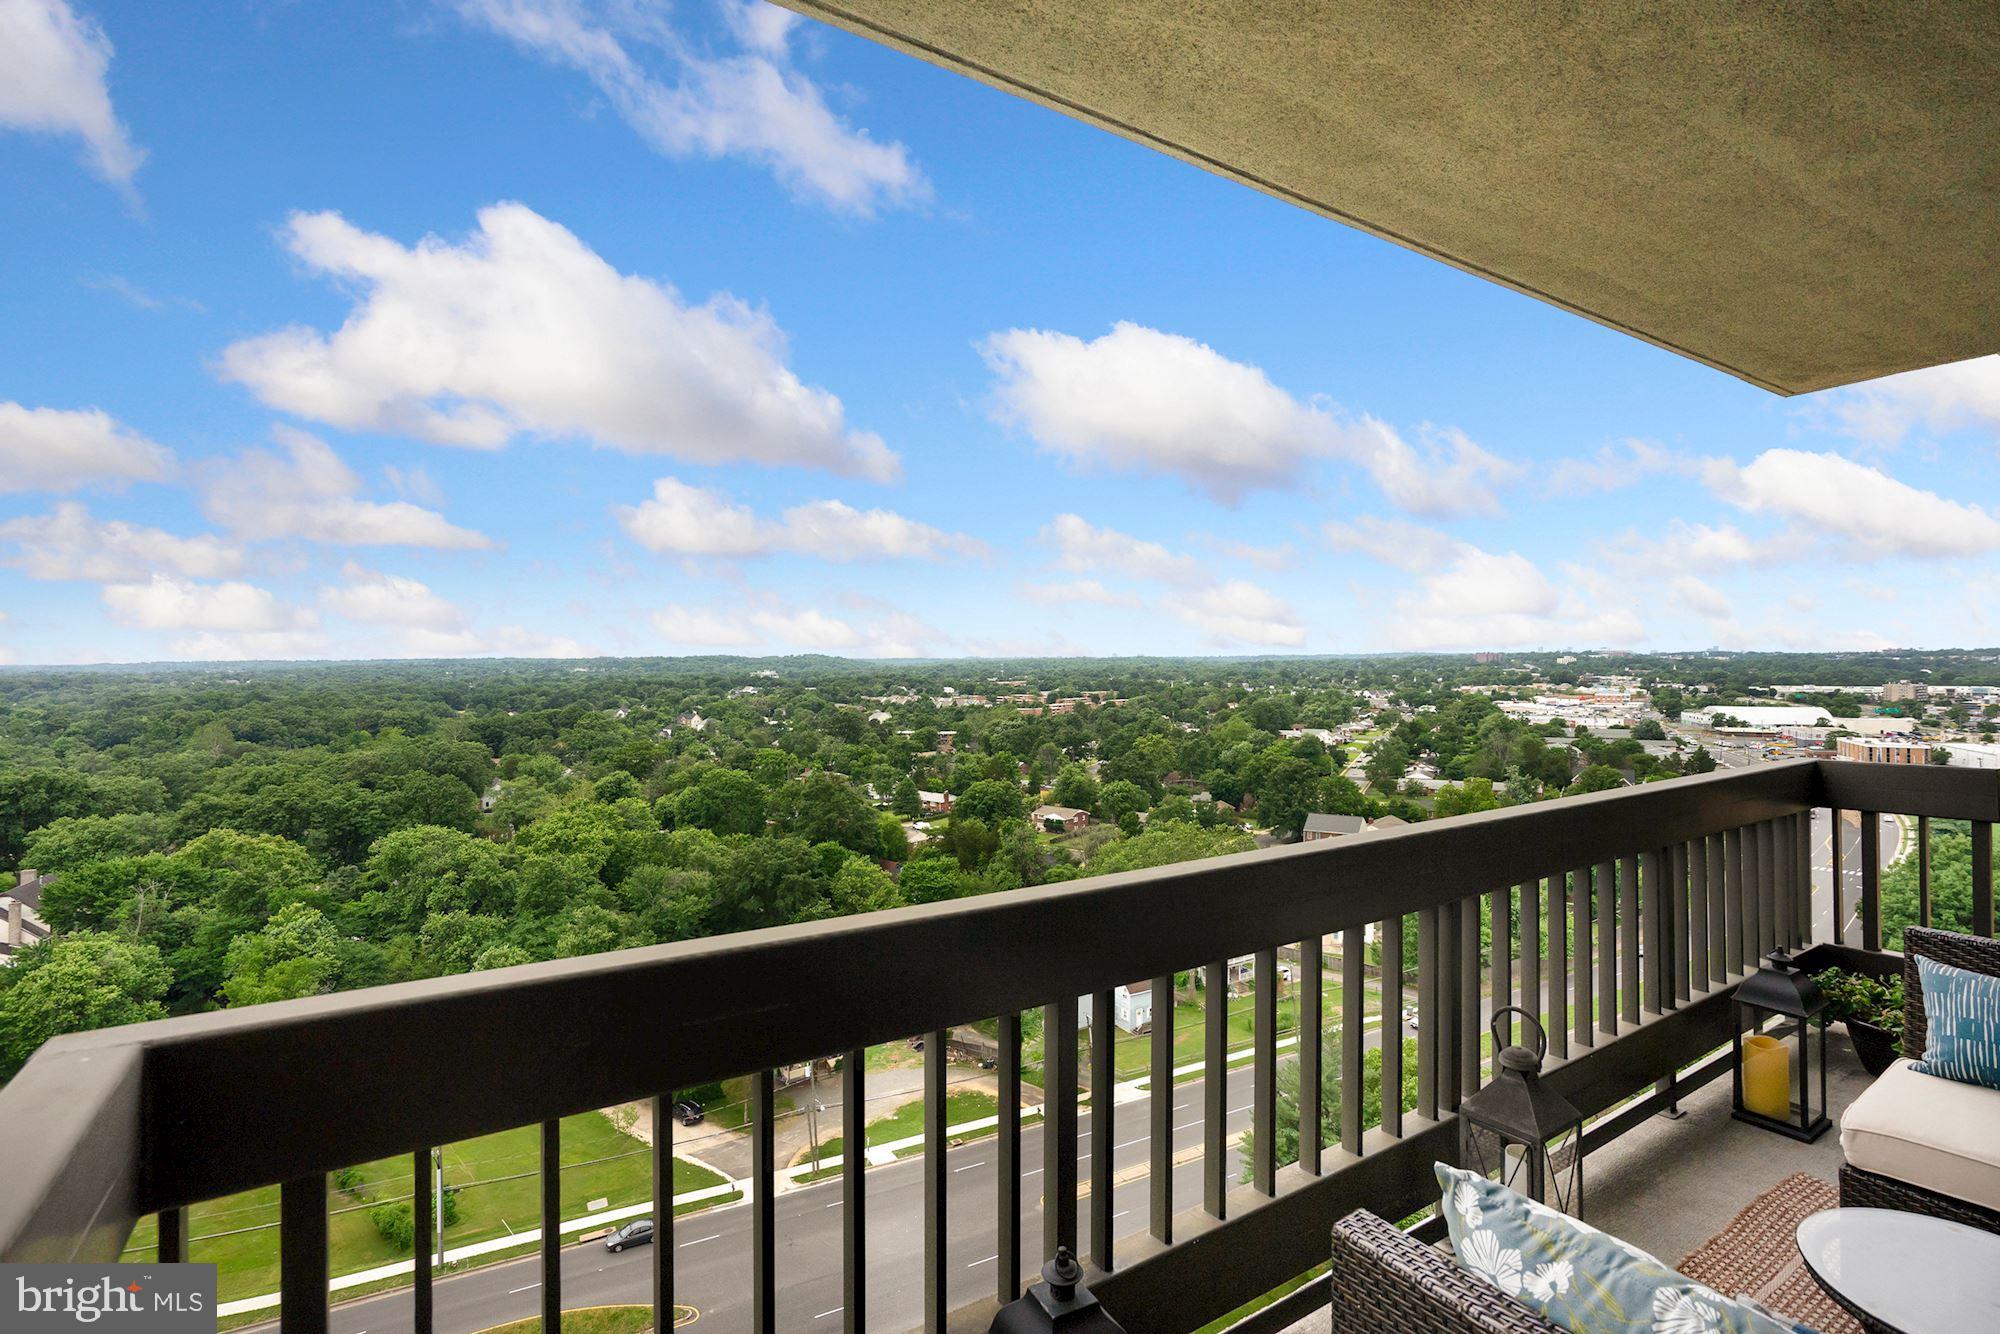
[122,1111,724,1303]
[1105,982,1352,1082]
[801,1088,1000,1172]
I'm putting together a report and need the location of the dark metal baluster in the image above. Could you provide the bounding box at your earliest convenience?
[1459,896,1481,1095]
[1046,1001,1081,1252]
[1091,991,1115,1263]
[1595,860,1617,1038]
[1202,964,1226,1219]
[1756,820,1777,959]
[1147,980,1173,1241]
[1491,887,1513,1055]
[1251,955,1276,1197]
[542,1120,562,1334]
[1918,816,1933,929]
[751,1075,775,1334]
[413,1151,433,1334]
[847,1045,869,1327]
[1639,850,1663,1016]
[1439,902,1461,1111]
[1860,811,1883,952]
[1417,907,1439,1120]
[1796,814,1813,945]
[1746,820,1766,960]
[1619,854,1640,1027]
[1572,868,1592,1049]
[1830,809,1845,947]
[1343,926,1365,1155]
[1300,938,1324,1171]
[1771,817,1793,952]
[1520,882,1540,1046]
[925,1030,947,1332]
[280,1174,328,1334]
[1974,823,1995,937]
[159,1205,187,1265]
[1380,917,1403,1138]
[1689,838,1710,992]
[1707,834,1728,982]
[1546,875,1567,1060]
[1671,843,1691,1003]
[1725,826,1746,974]
[648,1115,670,1334]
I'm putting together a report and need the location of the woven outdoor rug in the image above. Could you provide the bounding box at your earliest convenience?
[1677,1172,1859,1333]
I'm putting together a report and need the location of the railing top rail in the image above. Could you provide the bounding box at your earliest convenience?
[0,760,1990,1234]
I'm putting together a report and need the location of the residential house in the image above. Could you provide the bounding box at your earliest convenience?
[1302,813,1368,841]
[918,790,953,816]
[1032,804,1089,833]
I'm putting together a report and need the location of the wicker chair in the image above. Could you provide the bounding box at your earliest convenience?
[1836,925,2000,1234]
[1330,1210,1557,1332]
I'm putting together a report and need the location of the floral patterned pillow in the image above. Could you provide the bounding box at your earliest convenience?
[1433,1164,1814,1333]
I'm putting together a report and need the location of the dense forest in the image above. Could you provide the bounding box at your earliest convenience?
[1,648,1995,1080]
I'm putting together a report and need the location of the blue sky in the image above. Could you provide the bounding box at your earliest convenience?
[2,0,1998,664]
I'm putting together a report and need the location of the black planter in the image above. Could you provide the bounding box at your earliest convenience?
[1847,1018,1900,1076]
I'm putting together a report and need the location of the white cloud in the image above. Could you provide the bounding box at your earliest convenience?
[1669,574,1733,621]
[1386,546,1642,650]
[1041,513,1305,646]
[651,591,942,657]
[0,502,244,580]
[454,0,927,215]
[1346,417,1516,516]
[1323,515,1468,572]
[318,565,591,657]
[983,323,1335,502]
[1026,578,1140,608]
[102,574,318,635]
[165,629,329,661]
[1174,580,1305,648]
[651,603,758,646]
[1194,535,1294,570]
[201,427,493,549]
[1547,439,1681,495]
[0,0,143,195]
[1043,512,1205,586]
[320,564,465,627]
[79,273,203,313]
[1823,355,2000,445]
[0,402,171,492]
[981,321,1513,510]
[1705,448,2000,559]
[218,204,897,480]
[614,477,982,562]
[1596,519,1806,575]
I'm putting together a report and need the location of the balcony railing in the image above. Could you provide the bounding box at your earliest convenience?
[1,759,1993,1333]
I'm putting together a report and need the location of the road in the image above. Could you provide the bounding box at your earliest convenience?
[245,1050,1366,1334]
[1807,808,1900,946]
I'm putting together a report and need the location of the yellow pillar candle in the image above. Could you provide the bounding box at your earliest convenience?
[1743,1034,1791,1119]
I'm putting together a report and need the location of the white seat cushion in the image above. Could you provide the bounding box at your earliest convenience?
[1841,1057,2000,1212]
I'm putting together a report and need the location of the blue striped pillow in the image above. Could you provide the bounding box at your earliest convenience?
[1911,954,2000,1092]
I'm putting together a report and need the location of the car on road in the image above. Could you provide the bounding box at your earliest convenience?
[605,1218,654,1252]
[1402,1006,1419,1030]
[672,1099,704,1125]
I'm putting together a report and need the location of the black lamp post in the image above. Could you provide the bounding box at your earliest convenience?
[1731,948,1830,1142]
[1458,1006,1583,1215]
[988,1248,1127,1333]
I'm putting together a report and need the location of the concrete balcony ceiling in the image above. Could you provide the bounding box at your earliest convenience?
[778,0,2000,395]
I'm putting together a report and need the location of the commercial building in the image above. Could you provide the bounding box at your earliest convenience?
[1835,737,1931,765]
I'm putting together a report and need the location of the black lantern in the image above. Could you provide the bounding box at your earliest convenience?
[1731,948,1830,1141]
[989,1248,1127,1333]
[1459,1007,1583,1215]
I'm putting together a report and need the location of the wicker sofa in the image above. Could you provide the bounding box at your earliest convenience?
[1836,926,2000,1234]
[1331,1210,1559,1332]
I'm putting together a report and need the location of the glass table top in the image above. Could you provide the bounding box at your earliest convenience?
[1795,1208,2000,1333]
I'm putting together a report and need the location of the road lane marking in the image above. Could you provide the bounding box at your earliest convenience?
[682,1233,722,1247]
[815,1308,843,1319]
[1114,1210,1130,1219]
[953,1160,985,1173]
[1228,1104,1251,1114]
[1114,1136,1147,1149]
[508,1283,539,1294]
[1023,1167,1043,1178]
[968,1255,997,1268]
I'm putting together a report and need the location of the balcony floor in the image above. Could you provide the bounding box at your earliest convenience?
[1284,1033,1876,1332]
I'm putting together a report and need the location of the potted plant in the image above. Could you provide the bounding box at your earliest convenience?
[1812,966,1904,1076]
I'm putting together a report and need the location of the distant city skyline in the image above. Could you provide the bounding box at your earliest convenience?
[2,0,1999,665]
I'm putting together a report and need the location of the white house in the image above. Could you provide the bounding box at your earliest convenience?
[1078,980,1157,1034]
